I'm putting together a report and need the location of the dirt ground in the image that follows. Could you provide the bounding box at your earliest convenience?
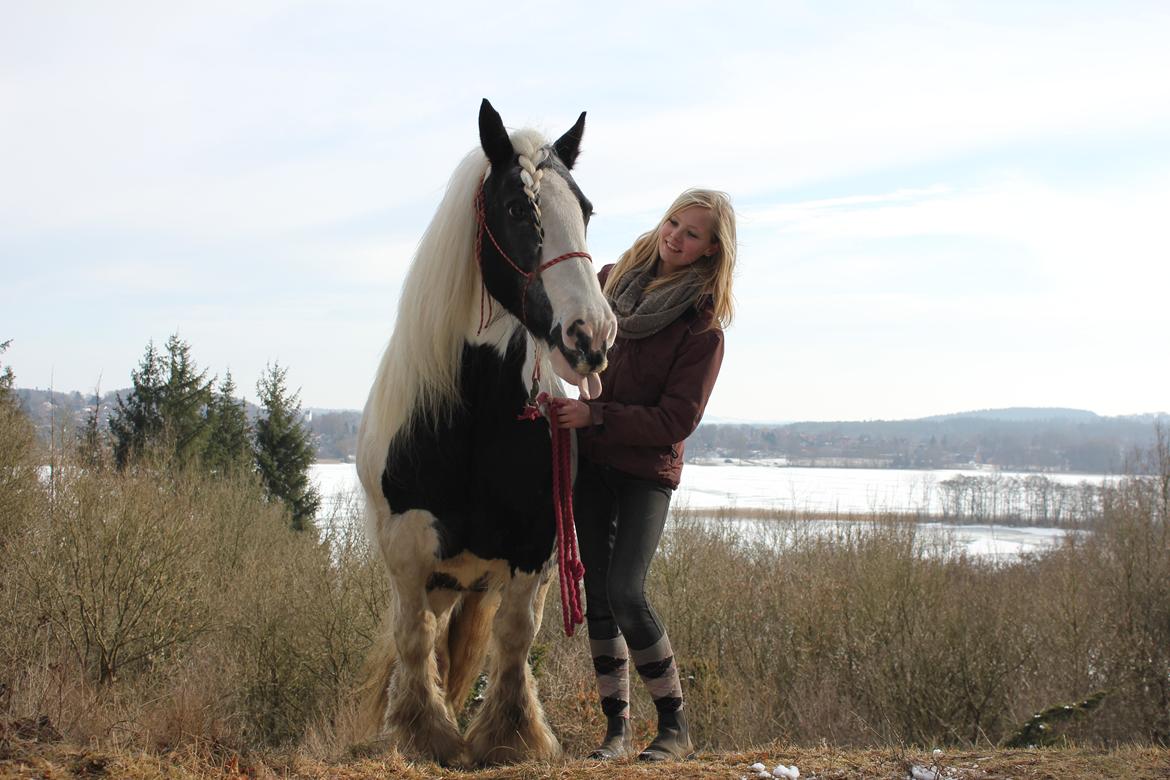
[2,739,1168,780]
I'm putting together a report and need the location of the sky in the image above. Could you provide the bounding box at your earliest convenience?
[3,1,1169,422]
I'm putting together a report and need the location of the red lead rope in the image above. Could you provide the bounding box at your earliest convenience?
[518,392,585,636]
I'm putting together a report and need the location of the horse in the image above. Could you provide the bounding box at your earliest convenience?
[355,99,616,766]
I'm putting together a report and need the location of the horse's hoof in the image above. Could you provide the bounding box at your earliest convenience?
[473,740,561,767]
[387,720,466,766]
[467,714,561,765]
[397,738,467,767]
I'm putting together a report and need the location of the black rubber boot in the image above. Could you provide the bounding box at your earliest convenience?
[637,707,694,761]
[588,715,632,760]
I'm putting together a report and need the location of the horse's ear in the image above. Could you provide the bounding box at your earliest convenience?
[553,111,586,170]
[479,99,513,168]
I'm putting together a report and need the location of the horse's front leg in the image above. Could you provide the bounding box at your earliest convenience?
[465,564,560,765]
[379,510,466,764]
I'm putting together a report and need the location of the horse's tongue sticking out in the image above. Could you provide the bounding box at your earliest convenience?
[578,372,602,400]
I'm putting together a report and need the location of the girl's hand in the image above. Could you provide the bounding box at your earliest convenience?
[549,397,592,429]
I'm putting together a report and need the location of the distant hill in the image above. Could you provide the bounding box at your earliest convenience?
[15,387,128,434]
[13,387,360,463]
[690,407,1166,474]
[14,388,1166,473]
[920,407,1102,423]
[305,409,361,461]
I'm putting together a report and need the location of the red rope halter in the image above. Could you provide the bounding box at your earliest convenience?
[473,186,591,333]
[473,184,590,636]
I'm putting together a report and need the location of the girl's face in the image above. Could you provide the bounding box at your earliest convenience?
[657,205,717,273]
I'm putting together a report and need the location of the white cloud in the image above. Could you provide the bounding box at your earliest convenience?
[5,2,1170,419]
[580,9,1170,215]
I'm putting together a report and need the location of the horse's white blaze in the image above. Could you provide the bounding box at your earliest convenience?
[538,171,616,385]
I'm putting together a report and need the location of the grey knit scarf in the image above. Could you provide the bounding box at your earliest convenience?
[608,265,703,340]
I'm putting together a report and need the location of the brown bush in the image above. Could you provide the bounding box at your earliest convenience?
[2,400,1167,757]
[541,448,1170,751]
[0,409,386,751]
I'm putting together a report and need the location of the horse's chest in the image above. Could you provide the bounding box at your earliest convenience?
[380,339,558,573]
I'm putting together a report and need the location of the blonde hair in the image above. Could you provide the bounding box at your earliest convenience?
[603,188,736,329]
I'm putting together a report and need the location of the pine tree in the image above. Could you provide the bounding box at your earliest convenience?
[109,334,215,469]
[78,386,107,468]
[204,371,253,475]
[109,340,166,467]
[0,339,39,549]
[0,339,15,407]
[160,333,213,466]
[254,362,320,531]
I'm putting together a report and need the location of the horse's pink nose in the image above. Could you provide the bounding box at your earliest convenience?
[564,320,608,374]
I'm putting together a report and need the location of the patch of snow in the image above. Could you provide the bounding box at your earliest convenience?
[909,764,941,780]
[744,760,799,779]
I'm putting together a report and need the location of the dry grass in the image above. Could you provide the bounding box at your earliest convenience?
[2,408,1168,772]
[2,734,1168,780]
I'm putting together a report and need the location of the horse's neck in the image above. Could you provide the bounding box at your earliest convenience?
[464,295,565,401]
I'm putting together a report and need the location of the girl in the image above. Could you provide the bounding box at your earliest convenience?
[553,189,737,761]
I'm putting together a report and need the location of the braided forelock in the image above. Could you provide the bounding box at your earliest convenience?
[510,129,551,224]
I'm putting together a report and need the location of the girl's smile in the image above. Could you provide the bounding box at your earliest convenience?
[657,204,717,273]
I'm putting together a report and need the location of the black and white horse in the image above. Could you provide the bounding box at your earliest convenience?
[356,100,615,765]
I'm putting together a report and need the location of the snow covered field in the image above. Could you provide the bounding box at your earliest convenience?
[310,462,1109,560]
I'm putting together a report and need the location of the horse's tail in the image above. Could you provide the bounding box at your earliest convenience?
[355,608,398,741]
[442,590,500,714]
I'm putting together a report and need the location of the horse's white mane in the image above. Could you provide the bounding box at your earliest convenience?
[357,128,552,494]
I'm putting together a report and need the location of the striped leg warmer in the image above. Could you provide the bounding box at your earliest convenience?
[589,635,630,720]
[631,633,684,714]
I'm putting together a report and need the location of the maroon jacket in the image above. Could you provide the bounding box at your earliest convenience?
[578,264,724,489]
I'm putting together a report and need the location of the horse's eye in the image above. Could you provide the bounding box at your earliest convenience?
[507,202,528,220]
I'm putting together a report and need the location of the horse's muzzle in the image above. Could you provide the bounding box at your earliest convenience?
[548,320,610,399]
[558,319,609,375]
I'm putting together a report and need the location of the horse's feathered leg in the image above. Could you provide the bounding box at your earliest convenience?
[428,588,461,715]
[531,564,553,637]
[465,565,560,765]
[355,608,397,743]
[377,510,466,764]
[443,589,500,716]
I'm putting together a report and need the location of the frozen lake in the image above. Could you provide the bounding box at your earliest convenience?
[310,461,1110,560]
[312,461,1110,515]
[676,459,1110,514]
